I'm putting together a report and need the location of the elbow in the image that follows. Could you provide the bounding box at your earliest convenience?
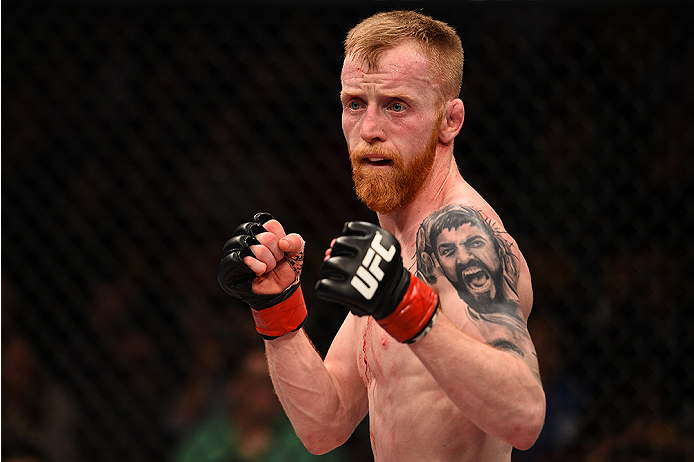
[294,417,355,455]
[289,394,365,455]
[303,443,338,456]
[300,433,337,456]
[511,427,542,452]
[509,392,546,451]
[298,431,349,456]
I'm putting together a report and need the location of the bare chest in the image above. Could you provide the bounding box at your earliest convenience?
[352,317,506,461]
[356,316,422,387]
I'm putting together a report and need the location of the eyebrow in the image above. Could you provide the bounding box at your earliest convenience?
[339,90,356,102]
[387,92,417,103]
[436,242,456,253]
[436,233,488,252]
[339,90,418,104]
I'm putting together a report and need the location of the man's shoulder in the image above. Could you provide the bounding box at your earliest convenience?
[420,200,503,233]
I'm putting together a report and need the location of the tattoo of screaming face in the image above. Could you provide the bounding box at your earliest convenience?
[416,205,528,354]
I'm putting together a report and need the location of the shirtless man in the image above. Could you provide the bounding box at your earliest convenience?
[218,10,545,461]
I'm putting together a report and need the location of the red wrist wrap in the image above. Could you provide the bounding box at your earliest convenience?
[251,285,307,339]
[377,276,439,343]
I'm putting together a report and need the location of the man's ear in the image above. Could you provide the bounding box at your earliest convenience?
[439,99,465,145]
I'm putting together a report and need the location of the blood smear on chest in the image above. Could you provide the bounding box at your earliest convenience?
[362,318,372,383]
[363,317,387,379]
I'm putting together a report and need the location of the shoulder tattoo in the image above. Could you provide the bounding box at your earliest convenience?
[415,204,523,324]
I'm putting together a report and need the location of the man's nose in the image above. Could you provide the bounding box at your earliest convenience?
[456,246,474,265]
[360,106,386,143]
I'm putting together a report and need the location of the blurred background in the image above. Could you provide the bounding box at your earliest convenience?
[2,0,693,461]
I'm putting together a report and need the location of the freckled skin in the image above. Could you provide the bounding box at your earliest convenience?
[340,44,442,168]
[260,38,544,462]
[338,43,513,460]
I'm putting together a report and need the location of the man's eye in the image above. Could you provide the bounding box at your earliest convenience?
[348,101,362,110]
[469,238,487,249]
[439,246,455,258]
[391,102,405,112]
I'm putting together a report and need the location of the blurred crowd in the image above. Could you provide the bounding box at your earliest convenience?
[3,2,692,462]
[3,234,691,462]
[2,268,368,462]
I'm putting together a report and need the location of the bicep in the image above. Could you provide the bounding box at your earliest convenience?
[438,280,541,383]
[415,203,540,379]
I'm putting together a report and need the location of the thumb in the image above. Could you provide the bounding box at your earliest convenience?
[279,233,304,281]
[279,233,304,255]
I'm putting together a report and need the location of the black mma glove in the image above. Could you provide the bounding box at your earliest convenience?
[315,221,439,343]
[218,212,306,339]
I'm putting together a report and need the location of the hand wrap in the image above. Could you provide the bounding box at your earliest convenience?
[218,212,307,339]
[315,221,439,343]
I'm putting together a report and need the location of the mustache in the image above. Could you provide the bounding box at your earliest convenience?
[455,258,490,280]
[349,144,403,167]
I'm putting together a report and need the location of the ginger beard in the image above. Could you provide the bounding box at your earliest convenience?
[350,120,441,214]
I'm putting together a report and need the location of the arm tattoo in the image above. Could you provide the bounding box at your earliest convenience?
[416,204,523,325]
[416,205,535,364]
[488,339,525,358]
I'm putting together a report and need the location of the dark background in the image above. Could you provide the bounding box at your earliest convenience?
[3,1,693,461]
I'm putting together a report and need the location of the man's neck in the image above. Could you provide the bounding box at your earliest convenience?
[377,152,465,252]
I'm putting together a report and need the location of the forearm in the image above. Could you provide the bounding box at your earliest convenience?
[410,313,545,450]
[264,329,366,454]
[217,216,365,451]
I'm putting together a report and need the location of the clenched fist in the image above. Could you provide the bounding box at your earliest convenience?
[315,221,439,343]
[218,212,307,339]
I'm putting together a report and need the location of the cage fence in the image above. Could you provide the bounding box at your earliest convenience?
[2,2,693,461]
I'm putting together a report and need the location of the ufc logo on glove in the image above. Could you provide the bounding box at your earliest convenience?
[315,221,439,343]
[350,232,397,300]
